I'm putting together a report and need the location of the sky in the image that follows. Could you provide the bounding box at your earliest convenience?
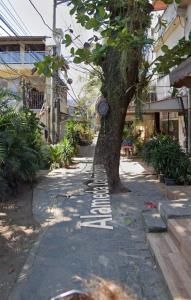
[0,0,93,100]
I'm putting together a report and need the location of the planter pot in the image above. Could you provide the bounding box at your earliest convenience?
[159,174,165,183]
[164,177,176,186]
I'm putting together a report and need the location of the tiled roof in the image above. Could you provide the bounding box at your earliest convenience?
[152,0,167,11]
[0,36,47,42]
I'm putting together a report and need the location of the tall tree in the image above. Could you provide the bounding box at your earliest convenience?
[61,0,152,190]
[62,0,152,191]
[36,0,183,191]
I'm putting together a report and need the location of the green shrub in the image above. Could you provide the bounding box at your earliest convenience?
[65,119,79,152]
[65,119,94,149]
[0,108,44,198]
[134,139,144,156]
[38,144,51,169]
[143,135,191,183]
[60,138,75,166]
[48,138,75,169]
[49,144,63,169]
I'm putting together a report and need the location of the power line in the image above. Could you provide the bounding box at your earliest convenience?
[0,3,43,63]
[0,25,11,36]
[0,0,29,36]
[68,82,80,102]
[6,0,31,35]
[0,14,19,35]
[27,0,53,33]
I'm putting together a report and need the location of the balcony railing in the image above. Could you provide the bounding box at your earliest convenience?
[153,4,177,40]
[0,51,46,64]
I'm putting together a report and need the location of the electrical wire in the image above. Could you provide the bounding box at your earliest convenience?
[0,25,11,36]
[6,0,31,35]
[0,1,28,36]
[0,11,43,63]
[69,65,88,75]
[0,14,19,35]
[68,83,80,102]
[27,0,53,33]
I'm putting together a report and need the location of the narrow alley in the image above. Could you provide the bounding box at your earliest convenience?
[9,141,170,300]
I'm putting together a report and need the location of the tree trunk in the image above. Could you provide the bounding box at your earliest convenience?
[94,48,139,192]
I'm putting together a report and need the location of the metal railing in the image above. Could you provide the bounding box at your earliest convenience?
[27,90,44,109]
[0,51,46,64]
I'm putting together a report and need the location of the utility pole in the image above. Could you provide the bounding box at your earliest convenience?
[51,0,57,144]
[51,0,65,143]
[188,88,191,153]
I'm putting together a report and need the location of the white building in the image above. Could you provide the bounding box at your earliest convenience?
[0,36,68,143]
[127,0,191,151]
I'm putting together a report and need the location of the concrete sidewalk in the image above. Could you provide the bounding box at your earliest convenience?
[9,150,170,300]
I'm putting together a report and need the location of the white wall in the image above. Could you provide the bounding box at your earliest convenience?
[185,4,191,40]
[155,24,184,101]
[153,3,177,41]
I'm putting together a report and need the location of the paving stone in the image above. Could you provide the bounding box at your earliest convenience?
[142,209,167,233]
[158,201,191,222]
[9,151,170,300]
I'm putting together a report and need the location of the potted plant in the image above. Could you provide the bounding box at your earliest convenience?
[143,135,191,186]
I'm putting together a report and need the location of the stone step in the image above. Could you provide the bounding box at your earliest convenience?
[147,232,191,299]
[168,219,191,266]
[158,201,191,223]
[142,209,167,233]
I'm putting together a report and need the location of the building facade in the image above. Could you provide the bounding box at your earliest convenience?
[127,0,191,151]
[0,36,68,143]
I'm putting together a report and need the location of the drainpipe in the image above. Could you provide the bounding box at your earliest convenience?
[188,88,191,153]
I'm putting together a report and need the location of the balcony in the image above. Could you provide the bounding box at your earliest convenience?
[0,51,46,64]
[153,4,177,41]
[127,96,188,113]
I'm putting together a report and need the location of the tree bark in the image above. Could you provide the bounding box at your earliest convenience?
[94,48,139,192]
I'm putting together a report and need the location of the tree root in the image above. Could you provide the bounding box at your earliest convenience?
[109,181,131,194]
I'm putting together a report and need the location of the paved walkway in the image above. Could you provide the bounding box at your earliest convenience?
[9,144,170,300]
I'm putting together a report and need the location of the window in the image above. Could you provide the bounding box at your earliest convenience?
[25,44,45,52]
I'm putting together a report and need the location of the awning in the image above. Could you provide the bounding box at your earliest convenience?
[170,57,191,88]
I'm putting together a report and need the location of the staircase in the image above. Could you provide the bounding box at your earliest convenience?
[143,202,191,299]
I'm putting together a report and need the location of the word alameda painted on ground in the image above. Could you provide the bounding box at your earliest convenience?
[80,164,113,230]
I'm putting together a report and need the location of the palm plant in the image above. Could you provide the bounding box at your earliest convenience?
[60,138,75,167]
[0,93,44,199]
[49,144,63,169]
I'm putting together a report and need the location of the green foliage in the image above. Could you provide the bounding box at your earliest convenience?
[48,138,75,169]
[154,38,191,75]
[65,118,93,148]
[49,143,64,169]
[35,55,67,77]
[0,107,44,199]
[36,0,153,71]
[48,118,80,169]
[38,144,52,169]
[65,119,80,152]
[34,0,187,123]
[123,126,133,139]
[143,135,191,183]
[0,87,20,113]
[61,138,75,166]
[62,34,73,47]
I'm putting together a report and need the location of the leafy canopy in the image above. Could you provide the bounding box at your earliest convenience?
[62,0,153,65]
[35,0,188,90]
